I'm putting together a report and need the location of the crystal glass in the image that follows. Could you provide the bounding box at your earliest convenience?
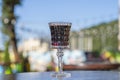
[49,22,71,80]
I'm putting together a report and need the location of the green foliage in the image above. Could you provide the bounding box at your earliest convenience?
[4,66,12,74]
[81,20,118,51]
[4,41,10,63]
[4,41,13,74]
[15,63,23,72]
[1,0,23,74]
[3,0,21,5]
[2,0,22,62]
[115,52,120,63]
[2,0,22,36]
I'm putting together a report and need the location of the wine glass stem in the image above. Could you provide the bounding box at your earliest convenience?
[58,56,63,72]
[57,48,63,73]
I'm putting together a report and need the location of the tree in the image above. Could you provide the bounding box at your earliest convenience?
[4,41,12,74]
[1,0,22,62]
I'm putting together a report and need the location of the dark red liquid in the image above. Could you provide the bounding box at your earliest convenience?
[50,25,71,46]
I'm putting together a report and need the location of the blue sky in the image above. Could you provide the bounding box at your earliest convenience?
[0,0,118,39]
[14,0,118,35]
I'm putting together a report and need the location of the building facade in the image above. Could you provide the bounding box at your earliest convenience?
[70,31,93,51]
[18,38,50,53]
[70,20,118,52]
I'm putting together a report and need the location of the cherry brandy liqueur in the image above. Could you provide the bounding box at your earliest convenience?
[49,22,71,49]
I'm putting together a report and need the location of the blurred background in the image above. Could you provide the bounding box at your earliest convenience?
[0,0,119,74]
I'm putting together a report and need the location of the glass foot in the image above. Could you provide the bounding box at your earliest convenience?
[51,72,71,78]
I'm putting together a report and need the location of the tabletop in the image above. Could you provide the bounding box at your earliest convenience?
[0,71,119,80]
